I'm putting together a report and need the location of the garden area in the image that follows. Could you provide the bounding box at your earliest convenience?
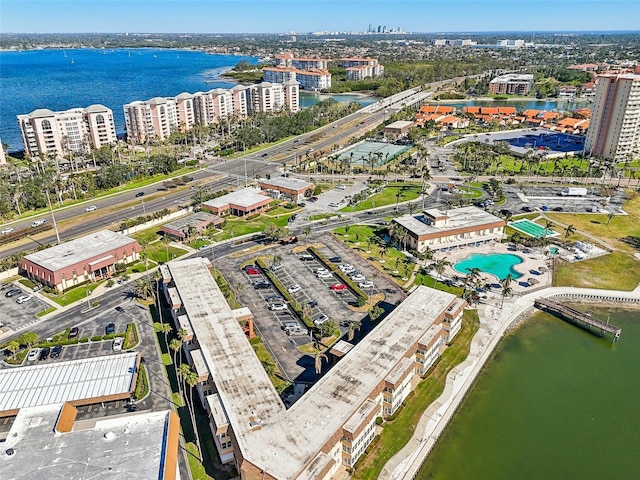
[340,182,423,212]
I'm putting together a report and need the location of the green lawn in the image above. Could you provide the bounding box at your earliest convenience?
[131,228,162,245]
[147,245,188,263]
[413,273,465,296]
[353,310,480,480]
[553,251,640,291]
[341,184,422,212]
[210,214,294,241]
[36,306,57,317]
[43,281,103,307]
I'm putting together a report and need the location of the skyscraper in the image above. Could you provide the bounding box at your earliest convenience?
[585,67,640,160]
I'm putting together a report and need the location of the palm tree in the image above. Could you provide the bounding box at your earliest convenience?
[132,277,153,299]
[19,332,39,351]
[169,338,182,369]
[7,340,20,361]
[500,274,514,308]
[462,267,481,297]
[302,226,311,243]
[314,350,328,375]
[431,257,452,287]
[563,224,576,244]
[347,321,361,341]
[606,212,615,225]
[183,367,202,461]
[161,323,172,351]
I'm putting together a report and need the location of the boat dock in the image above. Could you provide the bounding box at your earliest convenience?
[534,297,622,341]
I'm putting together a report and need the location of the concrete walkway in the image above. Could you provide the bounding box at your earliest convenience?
[379,284,640,480]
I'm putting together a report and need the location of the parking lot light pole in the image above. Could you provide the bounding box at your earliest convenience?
[86,289,91,310]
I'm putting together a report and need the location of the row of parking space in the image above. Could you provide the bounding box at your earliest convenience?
[0,283,50,328]
[25,336,124,365]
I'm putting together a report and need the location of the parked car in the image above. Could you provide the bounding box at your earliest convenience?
[541,205,549,211]
[266,295,284,303]
[522,206,534,212]
[27,348,41,362]
[553,206,564,212]
[299,254,314,261]
[350,274,365,282]
[314,314,329,325]
[359,281,375,289]
[32,284,43,292]
[270,263,283,272]
[68,327,80,339]
[328,256,342,263]
[85,205,97,212]
[1,227,14,235]
[50,345,63,358]
[5,288,22,298]
[287,284,301,294]
[39,347,51,360]
[242,264,258,272]
[253,281,270,290]
[31,219,47,227]
[245,267,260,275]
[269,303,288,311]
[105,323,116,335]
[317,271,333,279]
[306,300,318,308]
[339,264,354,272]
[112,337,123,352]
[115,306,124,312]
[135,192,145,197]
[315,268,329,274]
[16,294,33,304]
[330,283,347,291]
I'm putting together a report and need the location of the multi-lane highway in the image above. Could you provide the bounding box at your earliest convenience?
[0,78,462,259]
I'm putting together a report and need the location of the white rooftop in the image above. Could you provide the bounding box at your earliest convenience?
[385,120,414,129]
[202,187,271,209]
[23,230,137,272]
[261,176,314,191]
[490,73,534,83]
[0,404,176,480]
[0,352,139,414]
[167,258,457,480]
[393,205,504,237]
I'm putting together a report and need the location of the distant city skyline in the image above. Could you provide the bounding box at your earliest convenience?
[2,1,639,34]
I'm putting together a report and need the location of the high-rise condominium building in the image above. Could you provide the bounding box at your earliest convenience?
[246,81,300,115]
[17,105,116,159]
[585,67,640,160]
[124,87,249,143]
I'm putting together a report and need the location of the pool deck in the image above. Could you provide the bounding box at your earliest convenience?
[437,242,552,292]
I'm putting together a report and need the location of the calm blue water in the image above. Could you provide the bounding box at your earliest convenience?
[427,99,589,112]
[299,91,376,109]
[0,48,375,153]
[453,253,524,280]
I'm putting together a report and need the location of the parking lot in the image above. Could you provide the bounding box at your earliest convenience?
[218,233,402,383]
[0,282,51,332]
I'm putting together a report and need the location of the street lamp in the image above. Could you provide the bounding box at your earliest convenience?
[85,289,91,310]
[141,200,146,214]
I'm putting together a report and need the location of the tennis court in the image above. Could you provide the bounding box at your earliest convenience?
[509,219,560,238]
[336,141,411,167]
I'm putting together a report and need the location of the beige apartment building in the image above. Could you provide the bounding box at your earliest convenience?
[585,67,640,160]
[341,57,385,80]
[247,81,300,114]
[161,257,465,480]
[488,73,534,95]
[17,105,116,159]
[124,86,250,143]
[264,65,331,91]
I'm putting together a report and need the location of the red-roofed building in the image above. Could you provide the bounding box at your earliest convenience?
[420,105,456,115]
[573,108,592,119]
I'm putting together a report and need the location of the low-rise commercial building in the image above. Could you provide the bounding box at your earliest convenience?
[20,229,140,292]
[18,105,117,159]
[162,258,466,480]
[488,74,534,95]
[160,211,224,240]
[201,187,273,217]
[392,206,505,254]
[0,352,140,417]
[259,176,315,203]
[0,403,179,480]
[384,120,415,138]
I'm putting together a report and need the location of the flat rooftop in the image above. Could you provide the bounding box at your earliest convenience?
[23,230,137,272]
[0,352,139,415]
[202,187,271,209]
[0,404,177,479]
[394,205,504,237]
[168,257,457,480]
[260,176,314,191]
[385,120,414,129]
[162,211,221,232]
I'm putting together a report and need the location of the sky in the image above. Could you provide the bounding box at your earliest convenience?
[2,0,639,34]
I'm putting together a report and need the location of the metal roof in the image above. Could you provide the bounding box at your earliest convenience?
[0,352,139,414]
[0,404,175,480]
[260,176,314,192]
[23,230,138,272]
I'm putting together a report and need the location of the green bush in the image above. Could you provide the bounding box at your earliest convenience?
[249,336,262,345]
[79,337,89,343]
[91,335,103,342]
[103,334,115,340]
[375,416,384,426]
[123,323,139,350]
[133,364,149,400]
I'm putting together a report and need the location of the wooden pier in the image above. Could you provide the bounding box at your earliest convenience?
[534,298,622,342]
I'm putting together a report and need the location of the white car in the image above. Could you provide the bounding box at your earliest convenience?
[31,219,47,227]
[313,314,329,325]
[27,348,41,362]
[315,268,329,274]
[112,337,123,352]
[1,227,14,235]
[16,294,34,304]
[359,281,375,289]
[269,303,288,312]
[287,284,301,294]
[350,274,366,282]
[85,205,97,212]
[338,264,353,272]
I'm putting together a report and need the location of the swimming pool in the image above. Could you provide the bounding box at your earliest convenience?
[509,219,560,238]
[453,253,524,281]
